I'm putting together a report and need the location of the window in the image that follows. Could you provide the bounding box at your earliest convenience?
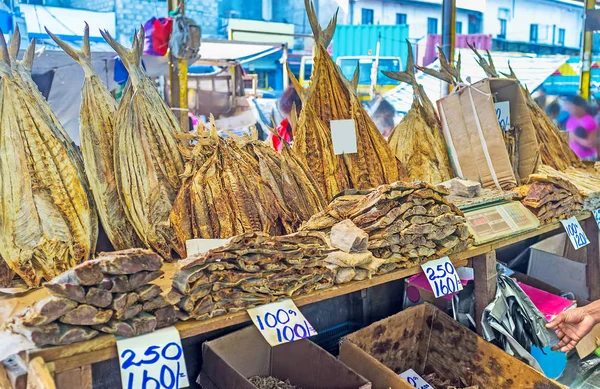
[456,21,463,34]
[498,18,506,39]
[530,24,539,43]
[427,17,438,34]
[396,13,407,25]
[468,14,481,34]
[362,8,374,25]
[558,28,565,46]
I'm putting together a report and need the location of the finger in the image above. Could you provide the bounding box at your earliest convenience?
[560,339,579,353]
[554,335,572,351]
[547,314,565,329]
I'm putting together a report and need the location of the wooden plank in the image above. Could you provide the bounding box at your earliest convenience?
[473,251,498,335]
[26,213,592,373]
[584,217,600,300]
[26,357,55,389]
[54,366,92,389]
[0,363,12,389]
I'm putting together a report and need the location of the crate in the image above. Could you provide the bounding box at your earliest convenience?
[339,303,566,389]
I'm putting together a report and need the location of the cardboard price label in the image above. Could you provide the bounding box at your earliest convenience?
[420,256,463,298]
[248,299,317,346]
[494,101,510,131]
[186,238,230,256]
[593,209,600,229]
[399,369,432,389]
[330,119,358,155]
[561,216,590,250]
[116,326,190,389]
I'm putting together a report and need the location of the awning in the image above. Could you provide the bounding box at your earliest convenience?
[196,39,285,63]
[384,49,569,115]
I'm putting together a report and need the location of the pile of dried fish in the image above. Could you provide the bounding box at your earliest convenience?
[469,44,582,170]
[0,30,98,287]
[516,174,584,224]
[47,25,143,251]
[101,30,186,260]
[288,0,400,199]
[168,232,338,320]
[302,182,473,271]
[537,165,600,197]
[249,376,301,389]
[503,125,522,185]
[170,126,301,248]
[384,42,453,184]
[5,249,173,346]
[421,373,479,389]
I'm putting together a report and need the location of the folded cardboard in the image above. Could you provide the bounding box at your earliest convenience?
[438,78,538,189]
[200,325,371,389]
[339,303,565,389]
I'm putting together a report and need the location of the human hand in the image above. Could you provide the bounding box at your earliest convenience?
[546,308,597,352]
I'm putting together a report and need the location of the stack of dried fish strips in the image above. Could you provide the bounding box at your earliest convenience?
[47,25,143,251]
[468,44,582,170]
[168,232,337,320]
[302,182,473,270]
[4,249,174,346]
[0,32,98,287]
[288,0,400,199]
[537,164,600,197]
[384,42,453,184]
[515,174,583,224]
[101,30,186,260]
[170,127,296,250]
[503,125,522,185]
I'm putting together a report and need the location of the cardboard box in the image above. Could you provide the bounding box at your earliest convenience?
[437,78,538,189]
[200,326,371,389]
[339,303,565,389]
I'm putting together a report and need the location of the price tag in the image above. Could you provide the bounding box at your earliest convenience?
[399,369,432,389]
[330,119,358,155]
[494,101,510,131]
[186,238,230,256]
[420,256,463,298]
[561,216,590,250]
[593,209,600,228]
[247,299,317,346]
[116,326,189,389]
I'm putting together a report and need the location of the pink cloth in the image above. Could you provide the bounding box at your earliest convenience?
[566,114,598,158]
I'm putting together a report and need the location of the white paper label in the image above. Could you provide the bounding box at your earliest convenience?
[247,299,317,346]
[116,326,189,389]
[593,209,600,229]
[494,101,510,131]
[561,216,590,250]
[399,369,432,389]
[186,238,230,256]
[420,256,463,298]
[330,119,358,155]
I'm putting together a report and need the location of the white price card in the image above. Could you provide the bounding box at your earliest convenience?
[116,326,189,389]
[494,101,510,131]
[593,209,600,229]
[399,369,432,389]
[186,238,230,256]
[247,299,317,346]
[420,256,463,298]
[330,119,358,155]
[561,216,590,250]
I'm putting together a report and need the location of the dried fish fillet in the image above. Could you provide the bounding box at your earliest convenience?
[101,30,186,260]
[0,32,97,286]
[47,25,143,250]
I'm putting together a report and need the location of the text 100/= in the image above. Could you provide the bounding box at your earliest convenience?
[255,308,314,342]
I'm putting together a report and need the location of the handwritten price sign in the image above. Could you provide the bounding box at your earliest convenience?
[420,256,463,298]
[400,369,432,389]
[561,216,590,250]
[494,101,510,131]
[116,327,189,389]
[247,299,317,346]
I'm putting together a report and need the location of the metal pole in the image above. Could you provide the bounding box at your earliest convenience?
[441,0,456,96]
[580,0,594,100]
[168,0,189,131]
[282,44,289,91]
[369,33,381,100]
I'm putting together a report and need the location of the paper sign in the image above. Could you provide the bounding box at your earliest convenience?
[561,216,590,250]
[593,209,600,229]
[247,299,317,346]
[116,326,189,389]
[399,369,432,389]
[494,101,510,131]
[330,119,358,155]
[420,256,463,298]
[186,238,230,256]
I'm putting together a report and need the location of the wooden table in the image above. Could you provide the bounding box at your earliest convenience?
[9,212,599,388]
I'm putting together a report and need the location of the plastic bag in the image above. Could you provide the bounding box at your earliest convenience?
[169,15,201,61]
